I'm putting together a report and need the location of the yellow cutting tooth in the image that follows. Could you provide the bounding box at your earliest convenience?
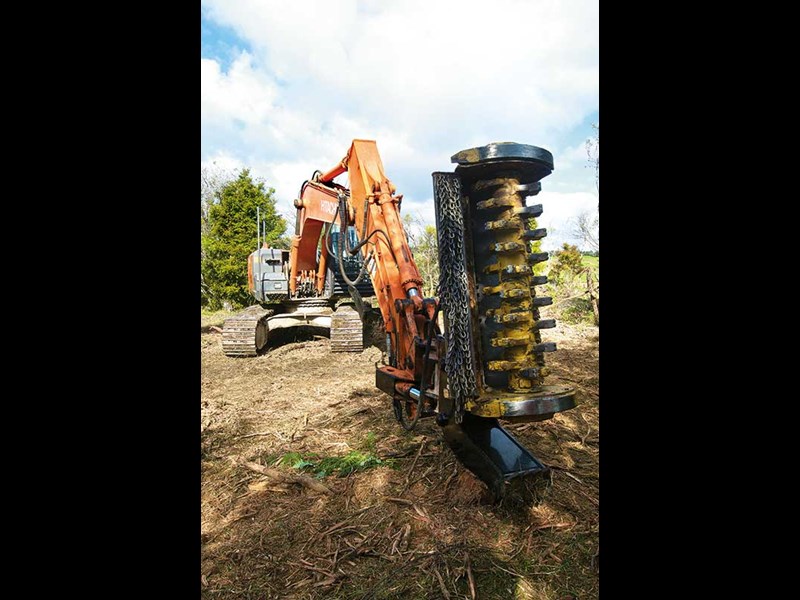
[515,299,533,311]
[488,360,526,371]
[494,312,531,324]
[484,217,521,231]
[503,264,532,275]
[482,283,528,297]
[501,287,527,298]
[491,334,533,348]
[485,263,532,275]
[475,195,518,210]
[484,300,532,317]
[492,241,525,252]
[473,177,517,191]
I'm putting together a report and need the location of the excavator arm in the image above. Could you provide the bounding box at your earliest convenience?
[316,141,430,372]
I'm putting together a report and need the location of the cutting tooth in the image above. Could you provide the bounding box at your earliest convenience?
[505,264,532,275]
[488,362,550,378]
[493,241,526,253]
[501,287,528,299]
[491,335,533,348]
[521,228,547,241]
[484,263,534,275]
[473,179,541,196]
[493,312,532,325]
[530,275,548,285]
[488,360,524,371]
[484,300,534,317]
[484,217,522,231]
[514,182,542,197]
[532,296,553,307]
[483,283,529,296]
[532,342,557,353]
[476,195,519,210]
[513,204,543,218]
[519,366,549,378]
[473,177,512,192]
[532,318,556,330]
[526,252,549,264]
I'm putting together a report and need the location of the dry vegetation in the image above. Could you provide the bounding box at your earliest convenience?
[201,311,598,599]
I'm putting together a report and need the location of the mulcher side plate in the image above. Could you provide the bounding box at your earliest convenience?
[443,412,547,500]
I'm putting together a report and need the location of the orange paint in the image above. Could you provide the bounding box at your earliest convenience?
[337,140,427,369]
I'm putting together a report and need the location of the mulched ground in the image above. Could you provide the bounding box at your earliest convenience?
[201,318,598,599]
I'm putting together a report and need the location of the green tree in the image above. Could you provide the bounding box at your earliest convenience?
[403,213,439,295]
[201,169,287,309]
[549,243,583,283]
[201,164,233,302]
[527,217,545,275]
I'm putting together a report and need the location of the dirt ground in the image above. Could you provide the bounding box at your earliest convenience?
[201,313,599,599]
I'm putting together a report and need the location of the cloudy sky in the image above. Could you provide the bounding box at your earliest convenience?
[201,0,598,250]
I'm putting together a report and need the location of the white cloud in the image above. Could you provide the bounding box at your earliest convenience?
[535,191,598,250]
[201,0,599,247]
[201,151,244,175]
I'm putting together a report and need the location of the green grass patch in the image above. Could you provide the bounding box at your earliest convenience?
[278,446,391,478]
[200,308,237,330]
[560,297,596,325]
[581,255,599,270]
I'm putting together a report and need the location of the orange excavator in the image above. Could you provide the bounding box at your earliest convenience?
[226,139,576,499]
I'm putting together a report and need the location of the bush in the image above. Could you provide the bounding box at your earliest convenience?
[201,169,286,309]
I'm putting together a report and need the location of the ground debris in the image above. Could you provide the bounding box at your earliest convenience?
[201,321,599,599]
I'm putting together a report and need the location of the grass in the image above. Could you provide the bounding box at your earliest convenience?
[279,450,390,477]
[201,308,237,330]
[200,293,599,599]
[580,255,599,272]
[560,297,595,325]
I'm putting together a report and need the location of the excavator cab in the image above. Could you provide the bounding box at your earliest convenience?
[324,224,375,300]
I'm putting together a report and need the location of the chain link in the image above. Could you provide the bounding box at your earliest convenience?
[433,172,478,423]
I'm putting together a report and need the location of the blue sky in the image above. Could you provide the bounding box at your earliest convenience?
[201,0,598,250]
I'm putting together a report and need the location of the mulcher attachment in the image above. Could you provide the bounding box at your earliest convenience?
[433,142,577,500]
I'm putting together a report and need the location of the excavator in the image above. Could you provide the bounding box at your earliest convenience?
[221,179,376,356]
[223,139,576,499]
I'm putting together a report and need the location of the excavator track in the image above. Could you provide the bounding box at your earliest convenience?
[221,306,274,357]
[330,303,364,352]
